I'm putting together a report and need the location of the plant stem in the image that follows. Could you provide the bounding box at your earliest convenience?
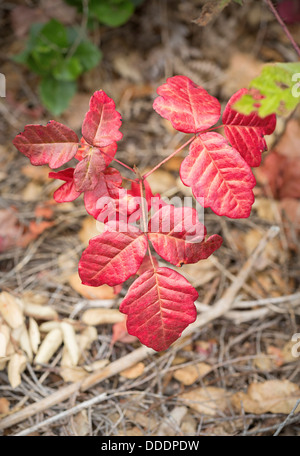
[264,0,300,58]
[142,135,196,180]
[101,150,136,174]
[138,174,156,270]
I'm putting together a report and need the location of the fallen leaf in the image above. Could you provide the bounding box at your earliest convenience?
[24,303,58,321]
[120,362,145,379]
[111,318,138,345]
[231,380,300,414]
[0,292,24,329]
[73,410,90,436]
[0,397,10,415]
[157,406,188,436]
[81,308,124,326]
[78,217,101,246]
[60,366,88,382]
[34,328,63,365]
[173,362,212,385]
[8,353,27,388]
[69,272,117,300]
[61,322,79,366]
[180,387,229,416]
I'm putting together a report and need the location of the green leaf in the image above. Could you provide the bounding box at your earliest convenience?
[90,0,135,27]
[39,19,68,49]
[234,62,300,117]
[73,40,102,71]
[52,57,82,81]
[39,77,76,115]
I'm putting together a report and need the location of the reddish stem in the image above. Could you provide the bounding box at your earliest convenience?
[264,0,300,58]
[138,176,156,271]
[142,135,196,180]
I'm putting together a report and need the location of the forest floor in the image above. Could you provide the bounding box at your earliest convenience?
[0,0,300,436]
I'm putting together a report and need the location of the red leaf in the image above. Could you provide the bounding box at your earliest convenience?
[78,223,148,287]
[82,91,123,148]
[223,89,276,167]
[73,151,107,192]
[119,267,198,351]
[13,121,79,168]
[148,205,222,266]
[180,133,256,218]
[49,168,81,202]
[153,75,221,134]
[136,254,159,275]
[84,168,123,219]
[75,138,117,167]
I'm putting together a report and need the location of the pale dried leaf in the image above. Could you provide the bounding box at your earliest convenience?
[157,406,188,436]
[0,333,6,357]
[231,380,300,414]
[81,308,124,326]
[29,318,40,354]
[173,362,212,385]
[60,366,88,383]
[39,321,61,332]
[69,272,117,300]
[84,359,109,372]
[8,353,27,388]
[61,322,79,366]
[180,387,229,416]
[19,325,33,362]
[0,292,24,329]
[24,303,58,320]
[34,328,63,365]
[120,362,145,379]
[73,410,90,436]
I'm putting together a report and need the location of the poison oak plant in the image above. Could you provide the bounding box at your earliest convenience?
[13,75,276,351]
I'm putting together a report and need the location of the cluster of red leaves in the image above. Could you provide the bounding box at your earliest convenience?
[13,75,276,351]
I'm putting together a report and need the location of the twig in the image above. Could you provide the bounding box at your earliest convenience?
[264,0,300,58]
[14,392,107,436]
[273,399,300,436]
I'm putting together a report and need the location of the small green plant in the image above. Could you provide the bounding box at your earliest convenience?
[65,0,144,27]
[14,19,102,115]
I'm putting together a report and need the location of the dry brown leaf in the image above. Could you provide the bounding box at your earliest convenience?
[252,355,273,372]
[157,406,188,436]
[73,410,90,436]
[8,353,27,388]
[0,292,24,329]
[59,366,88,383]
[222,52,263,99]
[34,328,63,365]
[0,208,24,253]
[111,318,138,346]
[180,387,229,416]
[78,216,101,246]
[173,362,212,385]
[276,118,300,159]
[120,362,145,379]
[0,397,10,415]
[231,380,300,414]
[69,272,117,300]
[84,359,109,373]
[144,169,177,195]
[81,308,124,326]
